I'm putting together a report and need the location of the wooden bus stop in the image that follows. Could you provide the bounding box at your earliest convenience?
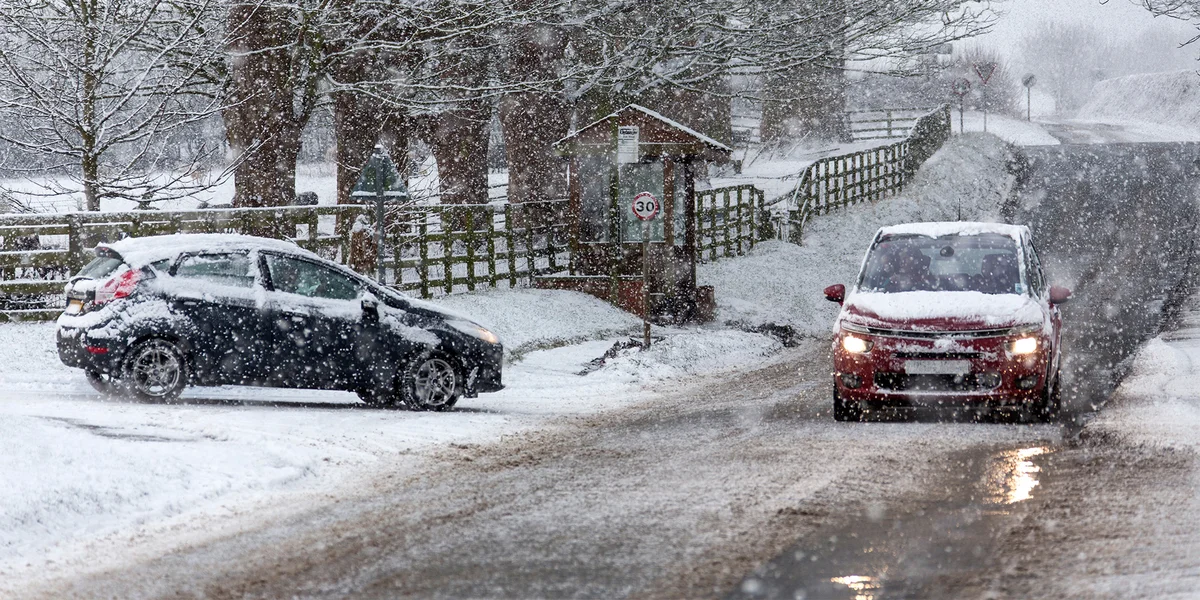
[539,104,731,323]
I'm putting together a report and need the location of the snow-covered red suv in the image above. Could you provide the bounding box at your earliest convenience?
[824,222,1069,421]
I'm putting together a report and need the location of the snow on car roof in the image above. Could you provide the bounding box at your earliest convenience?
[101,233,317,267]
[878,221,1026,240]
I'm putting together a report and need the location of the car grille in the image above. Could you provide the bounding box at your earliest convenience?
[874,372,1000,392]
[893,351,982,360]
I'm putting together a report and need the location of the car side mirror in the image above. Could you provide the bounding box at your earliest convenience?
[361,293,380,318]
[1049,286,1071,305]
[824,284,846,304]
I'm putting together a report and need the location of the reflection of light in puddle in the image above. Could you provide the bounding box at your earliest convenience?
[830,575,880,599]
[987,446,1049,505]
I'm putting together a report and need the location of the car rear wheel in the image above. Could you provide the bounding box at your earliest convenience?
[85,370,119,395]
[356,387,395,408]
[833,385,863,422]
[122,339,188,402]
[400,353,463,411]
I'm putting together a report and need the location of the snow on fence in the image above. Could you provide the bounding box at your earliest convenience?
[0,184,767,319]
[779,104,952,243]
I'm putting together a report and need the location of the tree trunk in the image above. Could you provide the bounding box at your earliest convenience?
[498,18,569,229]
[224,2,314,226]
[426,103,490,207]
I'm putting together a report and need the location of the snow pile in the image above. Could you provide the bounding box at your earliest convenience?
[699,132,1017,335]
[598,330,783,382]
[1075,70,1200,139]
[436,288,641,355]
[1089,303,1200,452]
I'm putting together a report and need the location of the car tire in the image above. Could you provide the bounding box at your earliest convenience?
[399,352,463,411]
[122,338,188,402]
[1035,368,1063,423]
[833,385,863,422]
[85,370,119,395]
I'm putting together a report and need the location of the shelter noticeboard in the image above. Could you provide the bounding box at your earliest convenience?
[547,104,731,323]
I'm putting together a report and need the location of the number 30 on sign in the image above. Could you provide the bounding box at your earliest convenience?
[631,191,660,221]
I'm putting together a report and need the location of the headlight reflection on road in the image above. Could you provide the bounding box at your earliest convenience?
[986,446,1049,505]
[829,574,881,600]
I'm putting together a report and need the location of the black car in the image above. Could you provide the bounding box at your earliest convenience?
[55,234,503,410]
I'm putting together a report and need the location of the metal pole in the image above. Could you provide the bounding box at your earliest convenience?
[1027,87,1032,121]
[374,155,386,283]
[982,85,989,133]
[959,99,964,134]
[642,220,651,350]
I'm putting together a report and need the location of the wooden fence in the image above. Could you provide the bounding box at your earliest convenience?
[695,185,767,262]
[0,184,769,319]
[847,107,939,141]
[780,104,952,243]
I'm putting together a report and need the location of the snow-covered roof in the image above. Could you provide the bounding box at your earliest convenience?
[102,233,315,267]
[555,103,732,152]
[878,221,1026,240]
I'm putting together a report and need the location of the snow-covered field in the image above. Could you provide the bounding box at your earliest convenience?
[699,132,1016,336]
[953,110,1062,146]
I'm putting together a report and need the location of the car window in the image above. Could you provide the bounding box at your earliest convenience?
[859,233,1025,294]
[174,252,257,288]
[1026,240,1047,297]
[265,254,363,301]
[77,256,123,279]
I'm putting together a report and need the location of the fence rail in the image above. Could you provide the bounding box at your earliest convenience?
[780,104,952,243]
[847,107,938,141]
[0,184,769,318]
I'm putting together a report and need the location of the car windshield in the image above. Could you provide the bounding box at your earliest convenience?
[858,232,1024,295]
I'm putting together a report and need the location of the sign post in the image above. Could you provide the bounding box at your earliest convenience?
[974,62,998,133]
[350,146,409,283]
[1022,73,1037,122]
[951,79,971,133]
[631,191,660,349]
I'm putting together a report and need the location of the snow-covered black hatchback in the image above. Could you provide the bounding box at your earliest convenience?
[55,234,503,410]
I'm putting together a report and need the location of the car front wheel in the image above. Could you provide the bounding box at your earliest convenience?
[400,353,463,411]
[122,339,188,402]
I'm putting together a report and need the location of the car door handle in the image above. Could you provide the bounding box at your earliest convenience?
[178,299,201,308]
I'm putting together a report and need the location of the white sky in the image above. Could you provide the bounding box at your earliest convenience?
[973,0,1198,66]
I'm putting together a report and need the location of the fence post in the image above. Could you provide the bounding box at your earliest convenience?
[464,208,477,292]
[418,217,430,298]
[505,206,518,288]
[441,207,454,295]
[486,207,498,289]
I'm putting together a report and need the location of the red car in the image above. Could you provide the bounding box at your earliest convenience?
[824,222,1070,421]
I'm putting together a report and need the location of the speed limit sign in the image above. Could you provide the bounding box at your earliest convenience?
[631,191,660,221]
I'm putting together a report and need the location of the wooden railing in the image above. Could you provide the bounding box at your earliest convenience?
[780,105,952,243]
[695,185,767,262]
[0,184,770,318]
[847,107,939,141]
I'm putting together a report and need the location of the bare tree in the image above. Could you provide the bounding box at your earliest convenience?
[0,0,223,211]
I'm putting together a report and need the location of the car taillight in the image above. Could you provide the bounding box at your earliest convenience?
[95,269,141,305]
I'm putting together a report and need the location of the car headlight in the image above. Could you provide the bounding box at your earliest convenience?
[1010,336,1039,355]
[842,334,873,354]
[447,320,501,345]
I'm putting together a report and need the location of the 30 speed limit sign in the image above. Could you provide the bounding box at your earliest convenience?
[631,191,660,221]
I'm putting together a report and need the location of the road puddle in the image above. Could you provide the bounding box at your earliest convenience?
[829,574,881,599]
[985,446,1051,506]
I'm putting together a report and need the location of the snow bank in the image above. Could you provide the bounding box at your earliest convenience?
[952,111,1060,146]
[1075,70,1200,139]
[435,288,641,355]
[1089,294,1200,451]
[698,133,1017,335]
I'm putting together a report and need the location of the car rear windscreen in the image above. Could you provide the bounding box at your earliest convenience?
[76,256,124,280]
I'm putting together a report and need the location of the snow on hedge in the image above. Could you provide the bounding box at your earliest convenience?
[698,132,1016,336]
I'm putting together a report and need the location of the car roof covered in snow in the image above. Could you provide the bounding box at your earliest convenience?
[877,221,1027,241]
[99,233,318,268]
